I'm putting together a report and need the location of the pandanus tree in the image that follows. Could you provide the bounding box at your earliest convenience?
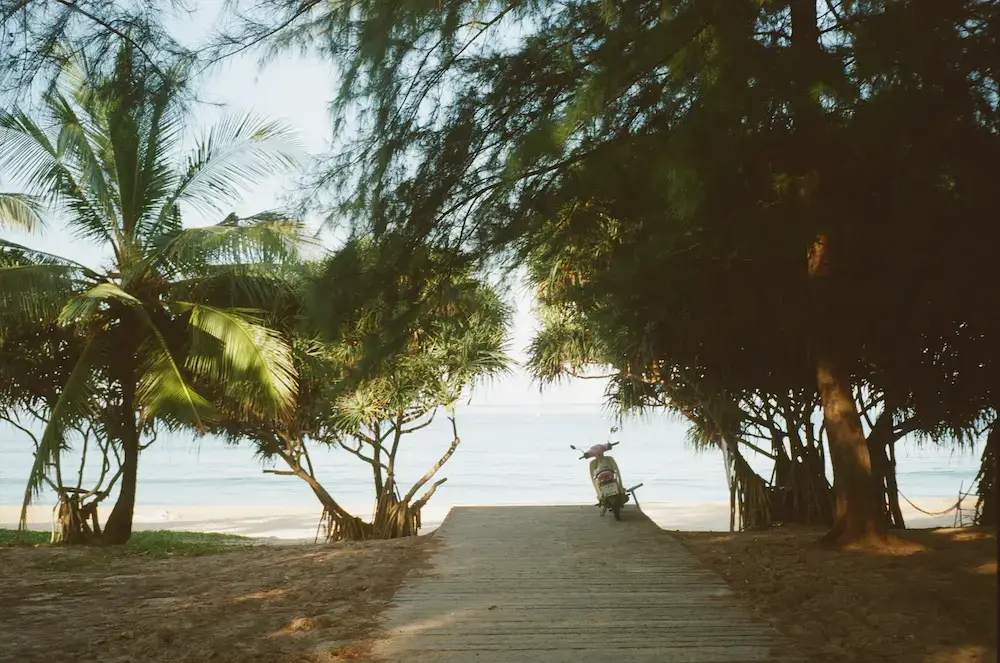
[525,222,834,532]
[0,45,304,543]
[213,238,512,541]
[0,305,117,543]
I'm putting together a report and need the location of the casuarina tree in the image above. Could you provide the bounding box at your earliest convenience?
[215,0,1000,545]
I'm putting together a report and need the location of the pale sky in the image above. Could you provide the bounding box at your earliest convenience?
[0,1,608,407]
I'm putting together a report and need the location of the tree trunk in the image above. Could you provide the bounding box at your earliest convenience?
[866,410,906,529]
[790,0,885,546]
[101,376,139,545]
[816,354,887,546]
[298,467,375,541]
[810,237,886,545]
[974,422,997,527]
[885,438,905,528]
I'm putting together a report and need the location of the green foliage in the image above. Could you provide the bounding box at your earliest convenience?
[213,2,998,537]
[0,528,49,545]
[232,0,999,436]
[0,0,187,95]
[210,237,512,538]
[217,236,513,452]
[0,43,305,539]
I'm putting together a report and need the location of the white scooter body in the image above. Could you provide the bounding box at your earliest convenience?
[572,440,643,520]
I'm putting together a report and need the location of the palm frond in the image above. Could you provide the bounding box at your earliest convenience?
[152,214,309,277]
[168,263,300,311]
[0,193,44,232]
[115,69,186,243]
[181,303,297,417]
[46,83,120,223]
[156,113,304,233]
[135,324,213,430]
[58,282,142,326]
[0,242,88,329]
[0,108,117,247]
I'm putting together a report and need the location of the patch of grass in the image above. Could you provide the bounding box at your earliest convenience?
[123,530,253,558]
[0,528,49,545]
[1,528,253,563]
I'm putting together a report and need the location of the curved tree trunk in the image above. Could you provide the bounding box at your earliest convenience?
[974,422,997,527]
[885,438,905,528]
[52,492,102,544]
[296,465,375,541]
[816,354,887,546]
[102,376,139,545]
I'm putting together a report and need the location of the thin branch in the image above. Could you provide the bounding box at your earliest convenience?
[201,0,322,69]
[138,427,158,451]
[300,436,316,478]
[2,413,60,493]
[263,468,298,476]
[403,415,461,505]
[739,438,778,460]
[411,477,448,512]
[400,407,438,435]
[339,438,388,470]
[567,370,618,380]
[1,0,33,23]
[74,421,91,490]
[52,0,169,81]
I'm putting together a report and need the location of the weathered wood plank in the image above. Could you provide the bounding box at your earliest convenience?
[373,505,803,662]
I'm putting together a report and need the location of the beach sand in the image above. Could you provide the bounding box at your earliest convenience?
[1,495,976,540]
[1,498,991,663]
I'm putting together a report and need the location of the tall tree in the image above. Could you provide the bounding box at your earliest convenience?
[0,44,304,543]
[219,0,1000,545]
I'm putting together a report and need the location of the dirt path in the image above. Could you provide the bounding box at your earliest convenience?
[372,505,803,662]
[0,538,429,663]
[677,527,997,662]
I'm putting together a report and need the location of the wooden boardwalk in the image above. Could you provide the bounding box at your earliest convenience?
[373,505,803,662]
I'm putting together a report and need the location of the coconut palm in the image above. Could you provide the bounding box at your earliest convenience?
[0,44,304,543]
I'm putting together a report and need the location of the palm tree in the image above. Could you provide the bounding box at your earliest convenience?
[0,44,304,544]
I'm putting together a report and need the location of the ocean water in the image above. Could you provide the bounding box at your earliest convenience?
[0,404,983,517]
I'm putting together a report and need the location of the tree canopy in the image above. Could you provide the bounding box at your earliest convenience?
[215,0,1000,544]
[0,42,306,542]
[211,236,513,540]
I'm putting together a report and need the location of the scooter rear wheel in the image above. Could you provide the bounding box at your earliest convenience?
[612,501,622,521]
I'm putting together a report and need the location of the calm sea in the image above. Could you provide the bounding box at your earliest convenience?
[0,404,983,515]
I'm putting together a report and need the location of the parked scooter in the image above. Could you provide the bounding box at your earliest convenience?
[571,429,643,521]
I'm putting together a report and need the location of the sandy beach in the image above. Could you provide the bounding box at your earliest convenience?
[1,496,976,540]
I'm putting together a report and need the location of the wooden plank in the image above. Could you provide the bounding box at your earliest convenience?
[372,505,803,662]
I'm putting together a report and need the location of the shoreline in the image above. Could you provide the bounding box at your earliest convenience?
[1,495,976,540]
